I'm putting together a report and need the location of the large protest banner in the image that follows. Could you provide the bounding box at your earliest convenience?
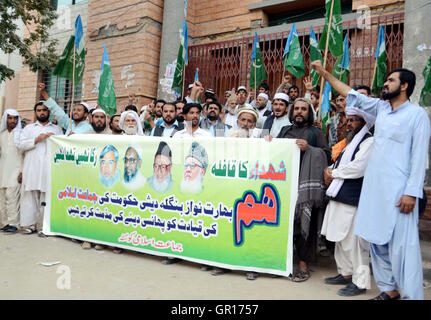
[44,135,300,277]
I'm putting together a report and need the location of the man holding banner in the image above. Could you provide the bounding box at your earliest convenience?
[312,59,430,300]
[277,98,330,282]
[17,102,63,235]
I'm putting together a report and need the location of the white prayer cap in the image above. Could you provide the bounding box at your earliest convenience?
[188,84,194,89]
[237,86,247,93]
[77,102,90,112]
[225,91,232,95]
[273,93,290,103]
[119,110,144,136]
[236,103,259,122]
[92,108,106,116]
[206,88,215,95]
[345,106,376,128]
[257,93,269,101]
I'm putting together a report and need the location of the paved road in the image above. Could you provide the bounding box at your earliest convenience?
[0,232,430,300]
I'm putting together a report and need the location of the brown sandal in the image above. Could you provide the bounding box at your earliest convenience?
[292,270,310,282]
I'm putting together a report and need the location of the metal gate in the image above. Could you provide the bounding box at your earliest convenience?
[186,12,404,100]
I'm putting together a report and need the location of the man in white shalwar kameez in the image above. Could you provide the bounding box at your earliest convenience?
[321,107,375,296]
[17,102,63,235]
[0,109,24,233]
[312,60,430,300]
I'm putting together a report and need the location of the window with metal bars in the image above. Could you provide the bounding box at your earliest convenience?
[41,69,82,114]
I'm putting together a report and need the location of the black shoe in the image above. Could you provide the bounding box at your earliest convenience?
[211,268,230,276]
[200,265,213,271]
[324,274,352,285]
[162,258,181,265]
[246,272,258,280]
[371,292,401,300]
[337,283,366,297]
[0,224,10,232]
[4,226,18,234]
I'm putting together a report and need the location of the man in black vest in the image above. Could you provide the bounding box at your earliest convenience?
[150,102,184,137]
[199,101,231,137]
[259,93,291,138]
[321,106,375,297]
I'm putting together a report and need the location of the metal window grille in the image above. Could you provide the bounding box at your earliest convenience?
[185,12,404,101]
[42,69,82,114]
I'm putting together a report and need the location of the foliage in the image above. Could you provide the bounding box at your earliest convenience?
[0,0,58,81]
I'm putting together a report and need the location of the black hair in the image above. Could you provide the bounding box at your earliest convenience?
[174,99,187,105]
[109,114,121,125]
[155,99,166,106]
[258,82,269,92]
[183,103,202,115]
[289,85,299,92]
[34,101,46,111]
[353,85,371,95]
[206,101,222,112]
[387,68,416,99]
[125,105,138,113]
[162,102,177,112]
[288,99,314,125]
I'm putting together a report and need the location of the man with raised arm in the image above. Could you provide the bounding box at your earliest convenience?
[38,83,92,135]
[311,60,430,300]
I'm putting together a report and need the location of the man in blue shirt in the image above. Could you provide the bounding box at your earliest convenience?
[312,60,430,300]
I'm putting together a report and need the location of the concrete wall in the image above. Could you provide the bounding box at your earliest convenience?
[403,0,431,187]
[84,0,163,110]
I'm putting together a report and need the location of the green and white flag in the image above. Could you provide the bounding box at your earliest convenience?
[372,26,387,95]
[97,45,117,116]
[283,23,305,79]
[332,34,350,93]
[53,35,85,85]
[318,0,343,58]
[420,55,431,107]
[310,26,323,87]
[172,20,188,95]
[250,32,267,89]
[53,15,85,85]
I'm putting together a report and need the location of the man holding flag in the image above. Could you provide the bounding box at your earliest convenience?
[47,14,92,135]
[312,59,430,300]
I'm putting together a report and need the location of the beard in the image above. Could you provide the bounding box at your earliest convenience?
[293,115,306,127]
[124,168,138,183]
[92,122,106,133]
[124,125,138,135]
[99,169,120,187]
[237,127,253,138]
[36,114,50,123]
[177,115,184,122]
[180,173,204,194]
[382,85,401,101]
[346,125,365,144]
[207,113,218,121]
[149,173,173,192]
[164,117,176,125]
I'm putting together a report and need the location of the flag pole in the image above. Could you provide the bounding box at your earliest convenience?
[69,43,76,133]
[370,59,378,91]
[182,64,186,99]
[317,0,335,122]
[254,63,257,101]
